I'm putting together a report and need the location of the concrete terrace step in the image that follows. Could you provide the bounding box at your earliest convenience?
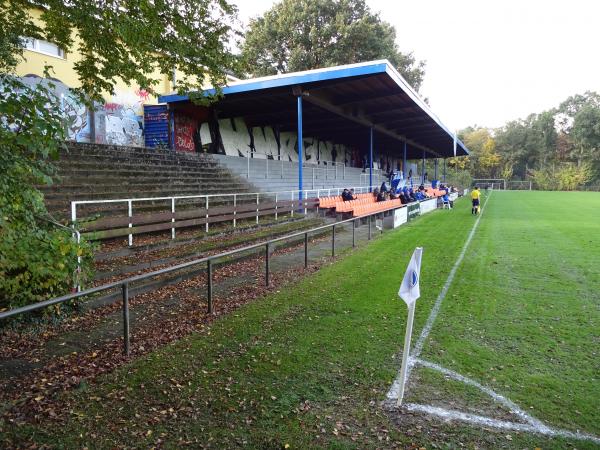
[52,169,234,181]
[40,180,252,194]
[63,147,219,165]
[56,155,222,169]
[55,160,227,172]
[44,186,254,202]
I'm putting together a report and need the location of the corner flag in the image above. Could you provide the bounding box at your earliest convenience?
[398,247,423,306]
[396,247,423,406]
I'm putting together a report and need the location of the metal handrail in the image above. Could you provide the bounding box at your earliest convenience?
[245,149,344,167]
[70,185,378,247]
[0,205,401,355]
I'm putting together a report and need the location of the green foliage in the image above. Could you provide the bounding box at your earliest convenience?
[458,128,501,178]
[0,225,94,312]
[1,1,239,313]
[460,90,600,188]
[0,5,39,72]
[0,74,93,312]
[556,163,593,190]
[4,0,238,103]
[530,163,592,191]
[241,0,425,90]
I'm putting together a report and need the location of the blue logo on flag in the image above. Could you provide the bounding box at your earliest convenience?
[411,271,419,288]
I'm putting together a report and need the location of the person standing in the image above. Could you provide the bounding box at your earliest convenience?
[471,187,481,214]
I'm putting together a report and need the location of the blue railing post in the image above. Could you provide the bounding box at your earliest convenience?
[421,149,426,184]
[369,127,373,191]
[402,142,407,181]
[297,95,303,203]
[443,158,447,182]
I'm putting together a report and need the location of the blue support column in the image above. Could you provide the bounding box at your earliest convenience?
[402,142,407,180]
[369,127,373,191]
[443,158,447,182]
[434,159,438,180]
[297,95,303,201]
[169,109,175,150]
[421,150,426,184]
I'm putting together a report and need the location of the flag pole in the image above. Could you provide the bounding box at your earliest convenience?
[396,246,423,407]
[397,300,415,406]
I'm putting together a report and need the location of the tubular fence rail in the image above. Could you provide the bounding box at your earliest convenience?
[71,185,378,245]
[1,209,389,356]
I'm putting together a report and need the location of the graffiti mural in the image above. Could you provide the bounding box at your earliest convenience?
[18,75,91,142]
[95,90,145,147]
[174,114,196,152]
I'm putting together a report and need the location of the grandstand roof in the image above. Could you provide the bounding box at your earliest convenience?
[159,60,469,159]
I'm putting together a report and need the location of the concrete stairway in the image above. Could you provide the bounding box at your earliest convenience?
[41,144,257,221]
[211,154,386,194]
[41,144,388,223]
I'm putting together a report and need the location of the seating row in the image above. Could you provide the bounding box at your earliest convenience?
[334,196,377,213]
[318,192,372,209]
[352,198,403,217]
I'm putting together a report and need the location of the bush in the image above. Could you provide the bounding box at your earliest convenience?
[0,73,94,317]
[0,223,94,312]
[531,163,593,191]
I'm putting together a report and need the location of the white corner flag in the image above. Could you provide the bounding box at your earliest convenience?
[397,247,423,406]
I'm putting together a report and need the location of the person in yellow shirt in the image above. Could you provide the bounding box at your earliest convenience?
[471,187,481,214]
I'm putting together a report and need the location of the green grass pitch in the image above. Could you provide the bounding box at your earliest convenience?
[6,191,599,449]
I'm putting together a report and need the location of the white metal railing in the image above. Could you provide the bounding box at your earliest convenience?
[71,185,378,247]
[245,150,359,181]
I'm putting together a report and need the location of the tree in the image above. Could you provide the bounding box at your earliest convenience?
[459,127,501,178]
[0,0,237,312]
[0,74,94,311]
[241,0,426,90]
[571,104,600,177]
[2,0,238,102]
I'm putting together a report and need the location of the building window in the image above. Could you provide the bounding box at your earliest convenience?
[22,37,65,59]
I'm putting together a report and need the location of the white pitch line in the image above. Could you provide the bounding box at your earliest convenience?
[403,403,600,445]
[385,193,600,445]
[411,193,491,363]
[387,193,491,400]
[415,358,549,431]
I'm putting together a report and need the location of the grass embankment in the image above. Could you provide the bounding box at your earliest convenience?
[4,192,599,449]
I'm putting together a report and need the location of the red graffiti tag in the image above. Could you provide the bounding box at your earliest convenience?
[135,88,150,101]
[174,115,196,152]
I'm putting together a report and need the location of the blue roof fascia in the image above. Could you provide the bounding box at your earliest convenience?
[158,62,389,104]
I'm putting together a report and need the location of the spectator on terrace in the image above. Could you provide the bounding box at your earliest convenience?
[380,181,389,193]
[377,190,386,202]
[349,188,356,200]
[341,189,353,202]
[413,189,420,201]
[389,190,398,200]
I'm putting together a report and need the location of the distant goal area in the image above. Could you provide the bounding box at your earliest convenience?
[472,179,533,190]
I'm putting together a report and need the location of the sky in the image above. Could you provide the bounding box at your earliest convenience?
[233,0,600,131]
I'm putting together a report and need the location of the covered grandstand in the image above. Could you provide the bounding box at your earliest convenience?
[159,60,469,192]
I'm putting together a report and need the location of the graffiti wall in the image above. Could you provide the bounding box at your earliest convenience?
[16,76,147,147]
[95,90,146,147]
[18,75,91,142]
[207,116,403,170]
[174,114,196,152]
